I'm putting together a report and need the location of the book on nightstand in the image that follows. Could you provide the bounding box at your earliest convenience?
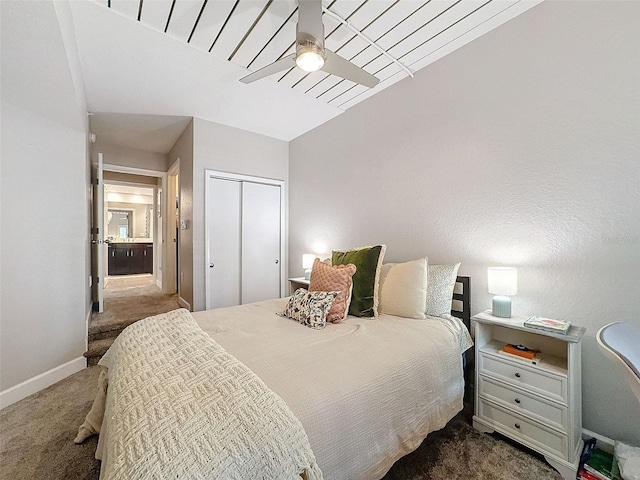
[524,315,571,334]
[501,343,541,360]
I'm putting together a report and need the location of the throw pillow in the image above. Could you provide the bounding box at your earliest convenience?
[332,245,386,317]
[309,258,357,323]
[425,263,461,317]
[378,258,428,319]
[281,288,339,330]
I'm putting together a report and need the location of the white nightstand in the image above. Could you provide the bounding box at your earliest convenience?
[288,277,310,295]
[472,310,585,480]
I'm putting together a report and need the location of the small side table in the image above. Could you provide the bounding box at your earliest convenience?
[288,277,310,295]
[472,310,585,479]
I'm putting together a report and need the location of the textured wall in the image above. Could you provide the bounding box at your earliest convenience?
[289,1,640,442]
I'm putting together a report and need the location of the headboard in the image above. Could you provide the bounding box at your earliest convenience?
[451,276,471,331]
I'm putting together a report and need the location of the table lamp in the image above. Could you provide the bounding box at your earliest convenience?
[488,267,517,318]
[302,254,315,281]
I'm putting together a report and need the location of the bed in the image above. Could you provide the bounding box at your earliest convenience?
[194,281,472,479]
[78,270,472,480]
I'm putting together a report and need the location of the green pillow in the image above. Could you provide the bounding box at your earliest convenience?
[332,245,386,317]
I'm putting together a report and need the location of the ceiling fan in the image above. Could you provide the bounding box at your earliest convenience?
[240,0,380,88]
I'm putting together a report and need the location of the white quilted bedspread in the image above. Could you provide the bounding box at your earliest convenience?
[87,308,323,480]
[194,298,472,480]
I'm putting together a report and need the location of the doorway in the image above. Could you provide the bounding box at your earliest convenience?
[165,159,180,296]
[92,163,171,305]
[104,182,156,289]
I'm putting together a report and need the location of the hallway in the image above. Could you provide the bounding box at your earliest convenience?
[85,275,181,365]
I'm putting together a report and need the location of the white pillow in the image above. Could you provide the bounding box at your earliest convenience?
[379,258,428,319]
[425,263,461,317]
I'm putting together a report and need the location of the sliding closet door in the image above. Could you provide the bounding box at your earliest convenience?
[241,181,281,304]
[206,177,242,309]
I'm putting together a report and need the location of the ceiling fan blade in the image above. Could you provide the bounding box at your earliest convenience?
[240,54,296,84]
[322,49,380,89]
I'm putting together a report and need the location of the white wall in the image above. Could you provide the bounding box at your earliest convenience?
[1,1,89,401]
[289,1,640,443]
[94,140,168,172]
[188,117,289,312]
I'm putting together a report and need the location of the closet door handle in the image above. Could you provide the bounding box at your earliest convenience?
[275,260,279,264]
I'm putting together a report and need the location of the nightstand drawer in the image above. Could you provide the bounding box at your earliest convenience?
[479,353,567,403]
[478,399,568,459]
[478,375,567,430]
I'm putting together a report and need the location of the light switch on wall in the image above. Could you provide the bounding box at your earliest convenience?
[180,220,188,230]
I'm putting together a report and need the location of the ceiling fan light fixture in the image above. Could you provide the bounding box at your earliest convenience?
[295,43,325,72]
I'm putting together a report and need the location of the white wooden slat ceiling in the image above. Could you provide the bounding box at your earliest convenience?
[89,0,536,110]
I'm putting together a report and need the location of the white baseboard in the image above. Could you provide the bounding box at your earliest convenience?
[178,296,191,311]
[0,356,87,410]
[582,428,615,453]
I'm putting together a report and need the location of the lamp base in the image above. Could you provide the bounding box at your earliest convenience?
[304,269,311,281]
[492,296,512,318]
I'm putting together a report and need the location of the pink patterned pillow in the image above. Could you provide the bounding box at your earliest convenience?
[309,258,357,323]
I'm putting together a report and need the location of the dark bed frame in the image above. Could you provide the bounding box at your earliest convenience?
[451,276,471,330]
[451,275,473,402]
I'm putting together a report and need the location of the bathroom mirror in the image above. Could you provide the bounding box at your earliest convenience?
[108,210,133,239]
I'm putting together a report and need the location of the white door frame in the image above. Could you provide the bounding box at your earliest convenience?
[165,158,180,295]
[205,170,286,310]
[103,163,166,290]
[91,153,105,312]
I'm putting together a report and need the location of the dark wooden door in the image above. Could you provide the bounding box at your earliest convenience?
[143,244,153,274]
[114,245,129,275]
[129,244,145,274]
[108,245,117,275]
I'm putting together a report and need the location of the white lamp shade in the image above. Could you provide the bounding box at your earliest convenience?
[488,267,518,296]
[302,254,316,269]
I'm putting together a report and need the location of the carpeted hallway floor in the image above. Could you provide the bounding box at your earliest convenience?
[85,276,181,365]
[92,275,181,330]
[0,365,563,480]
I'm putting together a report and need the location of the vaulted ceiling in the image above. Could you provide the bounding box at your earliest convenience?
[69,0,541,144]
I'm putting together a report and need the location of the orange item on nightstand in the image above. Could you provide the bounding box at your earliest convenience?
[502,343,540,360]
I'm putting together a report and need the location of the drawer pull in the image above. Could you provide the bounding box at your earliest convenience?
[515,372,521,378]
[514,398,521,404]
[514,423,521,429]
